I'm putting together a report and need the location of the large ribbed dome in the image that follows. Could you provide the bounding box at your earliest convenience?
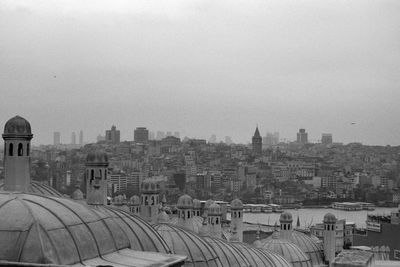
[3,115,32,135]
[259,232,312,267]
[0,180,63,197]
[169,215,204,234]
[230,242,292,267]
[0,192,171,265]
[292,230,324,266]
[202,236,251,267]
[154,223,222,267]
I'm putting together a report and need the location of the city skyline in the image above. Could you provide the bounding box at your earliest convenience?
[1,0,399,146]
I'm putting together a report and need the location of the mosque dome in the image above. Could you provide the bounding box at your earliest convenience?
[154,223,222,267]
[129,195,141,205]
[141,179,160,194]
[324,213,337,224]
[230,242,292,267]
[280,212,293,223]
[177,194,193,209]
[169,215,204,235]
[292,230,324,266]
[202,236,251,267]
[0,180,63,197]
[208,203,222,215]
[71,187,84,200]
[0,192,171,265]
[3,115,32,136]
[231,198,243,210]
[86,151,108,164]
[193,199,201,209]
[259,232,312,267]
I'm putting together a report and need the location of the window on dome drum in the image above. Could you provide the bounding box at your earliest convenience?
[91,169,94,181]
[27,143,30,156]
[9,143,13,156]
[18,143,23,156]
[99,169,102,177]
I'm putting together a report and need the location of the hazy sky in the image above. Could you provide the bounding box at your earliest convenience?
[1,0,400,145]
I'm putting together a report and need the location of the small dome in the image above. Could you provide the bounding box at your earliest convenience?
[129,195,140,205]
[141,179,160,193]
[154,223,221,267]
[231,199,243,210]
[324,213,337,224]
[3,115,32,136]
[0,180,63,197]
[193,199,201,209]
[86,151,108,164]
[208,203,222,215]
[177,194,193,209]
[259,236,312,267]
[280,212,293,223]
[291,230,324,266]
[203,236,251,267]
[71,188,84,200]
[205,199,215,209]
[230,242,292,267]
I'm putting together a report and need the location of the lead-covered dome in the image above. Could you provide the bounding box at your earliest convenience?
[129,195,140,205]
[324,213,337,224]
[0,180,63,197]
[231,198,243,210]
[230,242,292,267]
[169,215,203,234]
[3,115,32,136]
[291,230,324,266]
[202,236,251,267]
[280,212,293,223]
[208,203,222,215]
[259,232,312,267]
[86,151,108,164]
[0,193,170,265]
[154,223,222,267]
[177,194,193,209]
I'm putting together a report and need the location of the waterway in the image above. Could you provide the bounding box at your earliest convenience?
[228,207,397,228]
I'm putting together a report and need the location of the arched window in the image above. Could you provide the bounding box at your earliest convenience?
[9,143,13,156]
[91,170,94,179]
[27,143,30,156]
[99,169,102,178]
[18,143,23,156]
[216,218,219,224]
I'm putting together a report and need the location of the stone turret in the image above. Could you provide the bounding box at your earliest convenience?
[323,213,337,264]
[85,151,109,205]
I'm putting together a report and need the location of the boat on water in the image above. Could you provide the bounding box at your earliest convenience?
[269,203,284,213]
[332,202,375,211]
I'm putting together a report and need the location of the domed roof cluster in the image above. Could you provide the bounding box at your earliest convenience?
[3,115,32,136]
[292,230,324,265]
[324,213,337,223]
[177,194,193,209]
[231,198,243,209]
[259,232,312,267]
[0,192,171,265]
[0,180,63,197]
[154,223,221,267]
[141,179,160,193]
[86,150,108,164]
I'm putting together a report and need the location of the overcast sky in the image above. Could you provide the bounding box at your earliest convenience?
[1,0,399,145]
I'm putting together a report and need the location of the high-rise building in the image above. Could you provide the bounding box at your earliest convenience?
[79,130,83,146]
[156,131,165,140]
[174,131,180,138]
[71,132,76,145]
[297,128,308,144]
[149,131,155,140]
[252,126,262,155]
[166,131,172,137]
[321,133,333,145]
[225,136,232,145]
[209,134,217,144]
[105,125,120,144]
[53,132,61,146]
[134,127,149,143]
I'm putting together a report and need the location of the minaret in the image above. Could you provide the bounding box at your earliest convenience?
[193,199,201,217]
[252,126,262,155]
[2,116,33,192]
[279,212,293,240]
[177,194,194,230]
[323,213,337,264]
[208,203,222,238]
[140,179,160,224]
[85,151,109,205]
[230,198,244,242]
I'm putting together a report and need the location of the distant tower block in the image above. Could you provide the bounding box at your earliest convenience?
[2,116,33,192]
[230,199,244,242]
[85,151,109,205]
[140,179,160,224]
[252,126,262,155]
[323,213,337,264]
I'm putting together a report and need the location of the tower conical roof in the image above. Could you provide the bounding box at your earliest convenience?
[253,126,261,138]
